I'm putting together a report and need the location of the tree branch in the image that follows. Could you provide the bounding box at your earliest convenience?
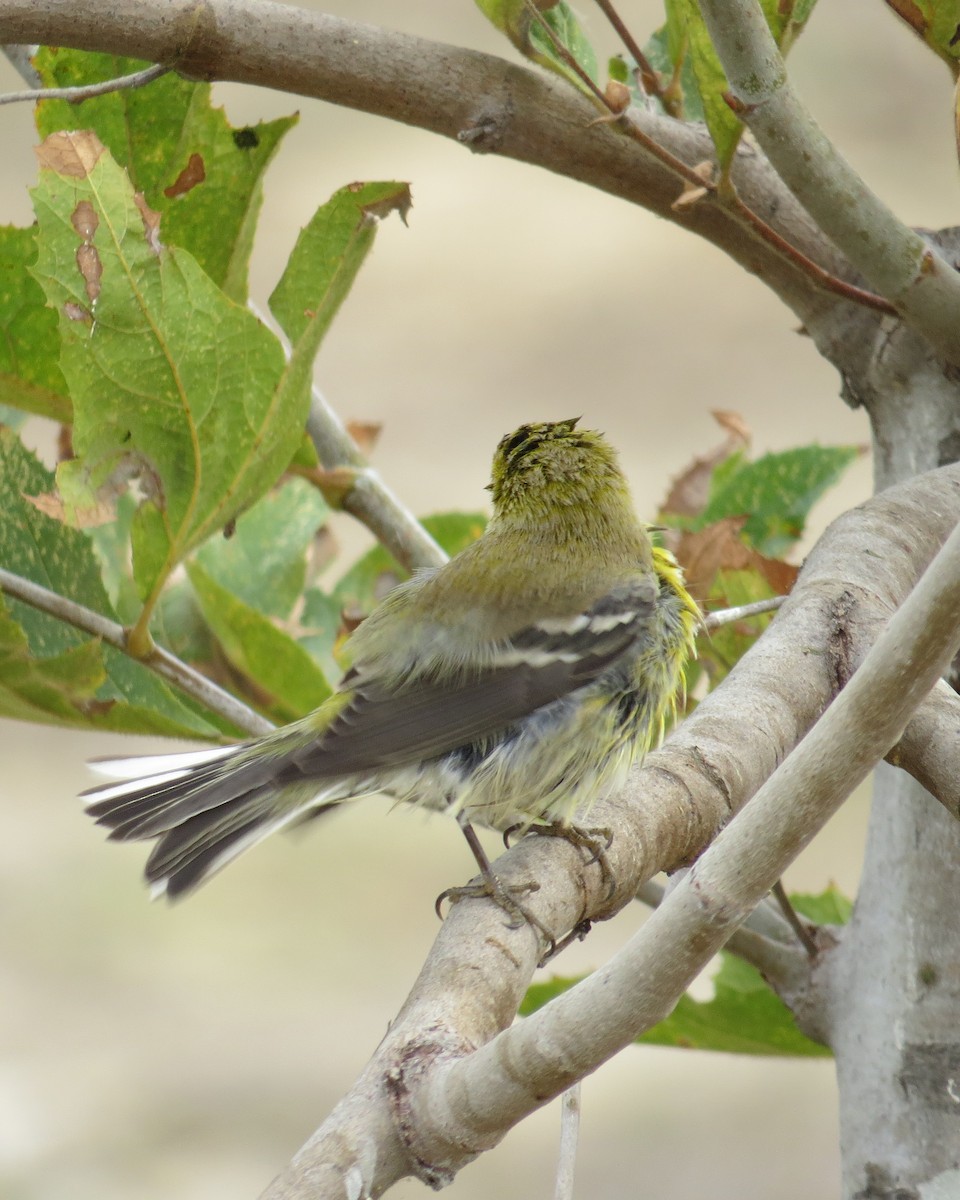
[637,877,811,993]
[698,0,960,365]
[261,464,960,1198]
[0,566,272,737]
[305,388,446,573]
[886,679,960,818]
[0,0,876,343]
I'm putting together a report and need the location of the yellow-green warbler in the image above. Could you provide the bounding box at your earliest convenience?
[84,420,699,899]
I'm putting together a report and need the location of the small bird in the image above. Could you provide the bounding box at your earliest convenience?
[84,420,699,901]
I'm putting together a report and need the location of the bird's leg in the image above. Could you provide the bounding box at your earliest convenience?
[435,815,557,952]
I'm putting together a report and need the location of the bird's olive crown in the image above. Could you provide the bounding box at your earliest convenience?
[488,419,626,514]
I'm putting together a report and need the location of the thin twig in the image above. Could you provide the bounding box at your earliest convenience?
[523,0,608,107]
[530,0,896,318]
[554,1084,581,1200]
[703,594,784,630]
[772,878,818,957]
[591,0,664,102]
[0,567,272,737]
[637,876,811,987]
[0,61,168,106]
[304,387,446,572]
[726,189,898,316]
[541,13,896,318]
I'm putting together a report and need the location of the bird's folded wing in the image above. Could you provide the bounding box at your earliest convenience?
[289,577,656,777]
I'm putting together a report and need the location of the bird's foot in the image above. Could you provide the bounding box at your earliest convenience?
[508,820,617,901]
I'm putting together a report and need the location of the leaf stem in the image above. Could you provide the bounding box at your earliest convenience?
[0,566,272,737]
[591,0,664,102]
[522,6,896,318]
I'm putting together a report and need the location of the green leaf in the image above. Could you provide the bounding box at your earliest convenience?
[194,478,330,620]
[269,181,412,349]
[0,225,71,422]
[151,577,217,667]
[528,3,599,86]
[664,0,744,166]
[792,885,853,926]
[85,491,141,624]
[0,426,222,736]
[639,27,705,120]
[883,1,960,70]
[697,567,777,687]
[697,445,860,556]
[299,587,344,684]
[30,130,304,607]
[0,601,105,725]
[523,956,830,1057]
[332,512,486,614]
[35,47,297,302]
[474,0,599,91]
[660,0,819,166]
[187,560,331,723]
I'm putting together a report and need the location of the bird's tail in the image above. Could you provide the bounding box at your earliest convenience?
[82,741,339,899]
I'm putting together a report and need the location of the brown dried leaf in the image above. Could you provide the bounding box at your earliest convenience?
[604,78,631,114]
[347,421,382,456]
[672,182,708,212]
[671,161,715,212]
[676,517,798,600]
[710,409,750,441]
[752,555,799,595]
[310,466,358,508]
[35,130,106,178]
[661,410,751,519]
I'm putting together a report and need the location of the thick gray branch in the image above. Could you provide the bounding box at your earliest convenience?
[262,466,960,1197]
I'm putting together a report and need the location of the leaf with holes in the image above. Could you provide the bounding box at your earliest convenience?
[29,130,306,613]
[35,47,296,303]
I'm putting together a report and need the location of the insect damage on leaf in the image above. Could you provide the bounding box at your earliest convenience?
[75,244,102,307]
[71,199,102,308]
[233,127,260,150]
[133,192,162,255]
[70,200,98,240]
[164,153,206,199]
[353,181,412,226]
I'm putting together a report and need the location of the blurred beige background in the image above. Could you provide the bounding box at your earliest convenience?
[1,2,956,1198]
